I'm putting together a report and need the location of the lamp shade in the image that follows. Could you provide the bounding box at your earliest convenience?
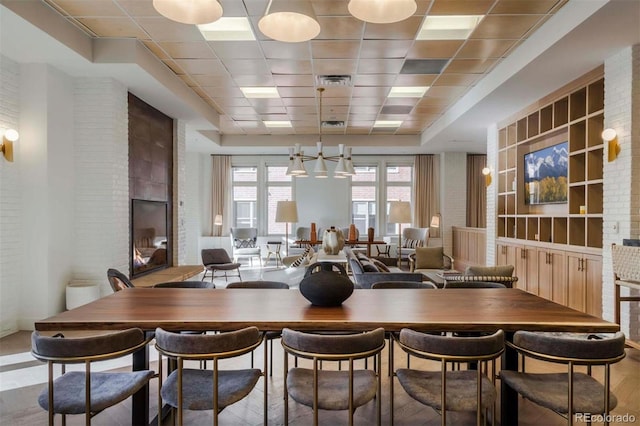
[348,0,417,24]
[276,200,298,223]
[430,214,441,228]
[389,201,412,224]
[153,0,223,25]
[259,0,320,43]
[214,214,223,226]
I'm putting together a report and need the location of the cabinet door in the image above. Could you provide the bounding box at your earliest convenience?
[549,250,568,306]
[516,246,530,292]
[584,254,603,317]
[567,254,586,312]
[524,246,539,295]
[537,250,552,300]
[496,243,518,266]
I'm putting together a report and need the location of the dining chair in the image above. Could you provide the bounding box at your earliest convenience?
[153,281,215,289]
[106,268,134,292]
[392,329,504,426]
[31,328,155,426]
[229,227,261,266]
[281,327,385,426]
[500,331,626,426]
[155,326,265,426]
[226,280,290,376]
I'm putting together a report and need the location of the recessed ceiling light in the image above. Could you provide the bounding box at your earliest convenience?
[264,120,292,128]
[197,17,256,41]
[388,86,429,98]
[417,15,483,40]
[240,87,280,98]
[374,120,403,128]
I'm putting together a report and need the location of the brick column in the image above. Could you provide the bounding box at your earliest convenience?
[602,45,640,340]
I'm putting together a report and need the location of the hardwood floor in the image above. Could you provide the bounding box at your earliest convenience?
[1,329,638,425]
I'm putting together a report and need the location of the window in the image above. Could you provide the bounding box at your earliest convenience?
[386,165,413,234]
[351,167,377,234]
[266,166,292,234]
[232,167,257,228]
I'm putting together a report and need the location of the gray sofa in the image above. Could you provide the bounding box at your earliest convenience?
[345,248,424,289]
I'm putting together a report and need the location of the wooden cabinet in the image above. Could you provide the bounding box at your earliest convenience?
[567,253,602,317]
[496,240,601,317]
[536,248,568,304]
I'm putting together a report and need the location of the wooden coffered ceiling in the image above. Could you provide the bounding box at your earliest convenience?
[41,0,568,138]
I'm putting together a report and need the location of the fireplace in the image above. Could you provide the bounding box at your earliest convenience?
[131,199,170,277]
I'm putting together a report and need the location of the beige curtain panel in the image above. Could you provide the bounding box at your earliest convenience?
[466,154,487,228]
[413,154,439,235]
[211,155,231,236]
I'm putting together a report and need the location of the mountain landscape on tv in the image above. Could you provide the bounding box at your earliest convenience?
[524,142,568,205]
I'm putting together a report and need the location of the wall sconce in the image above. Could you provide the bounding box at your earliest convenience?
[602,128,619,162]
[482,167,492,187]
[1,128,18,162]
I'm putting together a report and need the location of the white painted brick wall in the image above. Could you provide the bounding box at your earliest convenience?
[174,120,186,265]
[486,124,499,265]
[440,152,467,256]
[73,78,129,296]
[603,45,640,341]
[0,55,22,336]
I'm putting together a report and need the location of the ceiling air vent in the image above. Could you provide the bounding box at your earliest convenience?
[316,75,352,87]
[322,120,345,128]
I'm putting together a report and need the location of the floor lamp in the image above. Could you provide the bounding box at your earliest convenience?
[213,214,222,248]
[430,213,442,246]
[389,201,412,267]
[276,201,298,257]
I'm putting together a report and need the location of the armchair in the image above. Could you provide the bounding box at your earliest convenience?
[230,227,261,266]
[398,227,429,263]
[409,247,454,273]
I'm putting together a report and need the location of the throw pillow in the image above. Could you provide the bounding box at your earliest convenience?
[360,260,379,272]
[415,247,444,269]
[234,238,256,249]
[465,265,514,277]
[402,238,424,249]
[371,258,391,272]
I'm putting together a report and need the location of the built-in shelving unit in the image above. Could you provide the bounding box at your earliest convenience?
[497,75,604,250]
[495,69,605,318]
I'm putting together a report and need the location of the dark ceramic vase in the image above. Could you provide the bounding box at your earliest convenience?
[299,262,354,306]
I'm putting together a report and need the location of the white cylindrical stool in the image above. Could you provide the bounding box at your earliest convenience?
[66,281,100,310]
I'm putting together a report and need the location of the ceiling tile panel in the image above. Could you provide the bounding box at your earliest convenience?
[352,86,391,98]
[174,59,227,75]
[357,59,404,74]
[471,15,542,39]
[76,17,148,38]
[267,60,313,74]
[142,41,168,59]
[231,74,275,86]
[311,41,361,59]
[55,0,125,16]
[201,86,244,97]
[209,41,264,59]
[444,58,497,74]
[316,17,364,40]
[363,17,423,40]
[313,59,358,76]
[136,18,205,41]
[456,39,516,59]
[353,74,398,87]
[224,59,270,75]
[433,73,482,86]
[311,0,351,16]
[394,74,438,86]
[407,40,465,59]
[277,86,317,98]
[429,0,494,15]
[490,0,562,14]
[273,74,315,86]
[193,75,236,87]
[158,42,216,59]
[360,40,413,58]
[116,1,160,17]
[261,41,311,59]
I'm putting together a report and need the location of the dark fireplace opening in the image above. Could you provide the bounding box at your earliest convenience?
[131,199,170,277]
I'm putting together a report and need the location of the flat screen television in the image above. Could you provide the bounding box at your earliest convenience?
[131,199,169,277]
[524,141,568,205]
